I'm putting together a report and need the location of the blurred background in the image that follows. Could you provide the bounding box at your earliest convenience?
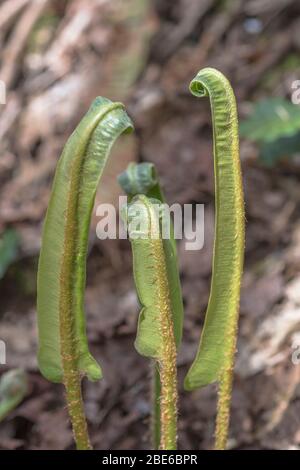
[0,0,300,450]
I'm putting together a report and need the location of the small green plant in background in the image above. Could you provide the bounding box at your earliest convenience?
[0,369,28,422]
[240,97,300,166]
[36,67,245,450]
[0,229,19,280]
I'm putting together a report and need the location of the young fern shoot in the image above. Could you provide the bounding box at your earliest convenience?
[118,163,183,348]
[124,196,178,450]
[184,68,245,450]
[0,369,28,422]
[37,98,133,449]
[119,164,183,450]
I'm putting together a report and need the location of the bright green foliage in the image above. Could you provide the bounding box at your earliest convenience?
[240,98,300,142]
[260,131,300,166]
[184,68,245,392]
[0,369,28,422]
[37,97,133,384]
[240,98,300,166]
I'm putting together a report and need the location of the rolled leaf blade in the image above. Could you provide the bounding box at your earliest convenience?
[118,163,184,349]
[37,97,133,383]
[184,68,245,391]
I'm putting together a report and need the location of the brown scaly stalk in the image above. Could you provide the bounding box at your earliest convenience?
[153,240,178,449]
